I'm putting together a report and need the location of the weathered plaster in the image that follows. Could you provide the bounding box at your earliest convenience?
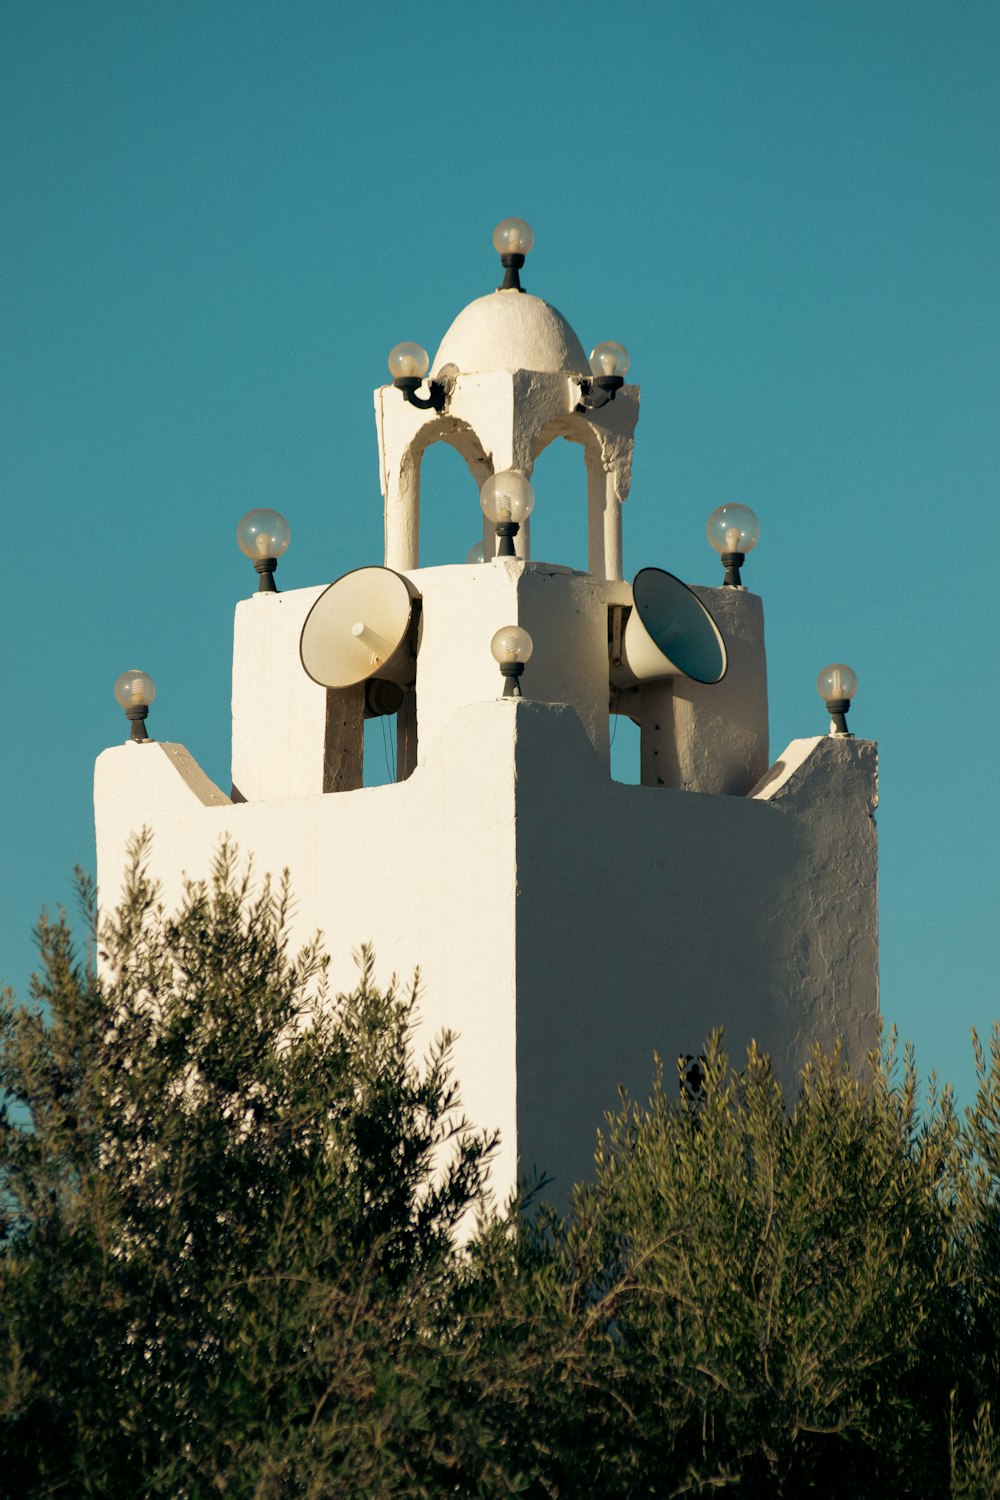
[94,279,879,1209]
[513,710,878,1190]
[96,567,878,1203]
[431,291,589,376]
[671,586,769,795]
[231,587,329,801]
[375,291,639,579]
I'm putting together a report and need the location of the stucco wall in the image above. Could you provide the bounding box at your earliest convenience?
[96,708,523,1202]
[511,706,878,1192]
[95,708,877,1206]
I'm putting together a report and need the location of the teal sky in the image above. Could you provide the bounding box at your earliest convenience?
[2,2,998,1104]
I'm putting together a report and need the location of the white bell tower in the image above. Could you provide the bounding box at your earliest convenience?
[95,222,878,1200]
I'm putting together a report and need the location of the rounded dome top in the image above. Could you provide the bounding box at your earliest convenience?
[431,291,589,377]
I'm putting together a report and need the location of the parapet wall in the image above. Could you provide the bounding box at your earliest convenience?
[96,688,878,1201]
[230,561,770,803]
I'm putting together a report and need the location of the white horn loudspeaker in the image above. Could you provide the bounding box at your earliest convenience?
[300,566,420,716]
[610,567,728,689]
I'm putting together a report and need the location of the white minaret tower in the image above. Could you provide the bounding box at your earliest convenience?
[96,222,878,1199]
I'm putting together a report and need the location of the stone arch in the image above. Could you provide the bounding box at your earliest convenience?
[380,406,493,571]
[530,416,625,581]
[376,374,638,576]
[418,425,500,565]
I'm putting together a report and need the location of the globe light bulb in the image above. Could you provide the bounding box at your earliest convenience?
[706,504,761,556]
[816,662,858,737]
[387,342,430,381]
[492,218,534,256]
[390,343,446,413]
[589,341,630,379]
[114,669,156,709]
[466,540,486,564]
[490,625,533,696]
[237,508,290,593]
[237,508,291,560]
[706,504,760,587]
[816,663,858,703]
[114,669,156,742]
[480,471,535,525]
[493,219,534,291]
[490,625,534,665]
[576,342,630,412]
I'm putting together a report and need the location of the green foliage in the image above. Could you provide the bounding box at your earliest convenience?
[0,838,496,1496]
[2,843,999,1497]
[437,1039,998,1498]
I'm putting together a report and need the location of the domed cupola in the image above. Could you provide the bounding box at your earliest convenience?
[432,291,589,378]
[376,219,640,581]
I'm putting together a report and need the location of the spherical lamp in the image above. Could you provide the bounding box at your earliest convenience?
[237,508,290,593]
[387,342,445,410]
[490,625,533,696]
[114,669,156,742]
[706,504,760,588]
[577,342,630,410]
[493,218,534,290]
[816,663,858,737]
[480,471,535,557]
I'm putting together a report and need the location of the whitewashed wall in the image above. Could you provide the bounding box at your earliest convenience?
[96,561,877,1204]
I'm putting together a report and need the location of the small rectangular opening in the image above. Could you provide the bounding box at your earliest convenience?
[609,707,641,785]
[324,684,417,791]
[364,713,398,787]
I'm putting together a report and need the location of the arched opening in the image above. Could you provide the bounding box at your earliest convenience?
[527,434,590,573]
[415,432,489,568]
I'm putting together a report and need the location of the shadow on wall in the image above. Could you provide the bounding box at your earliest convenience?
[748,759,787,798]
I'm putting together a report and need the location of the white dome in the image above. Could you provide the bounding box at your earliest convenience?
[432,291,589,377]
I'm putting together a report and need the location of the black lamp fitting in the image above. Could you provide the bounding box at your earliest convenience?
[681,1054,707,1104]
[495,520,519,558]
[254,556,279,593]
[576,374,624,412]
[720,550,745,588]
[393,375,447,412]
[499,660,525,697]
[126,705,150,742]
[824,697,852,737]
[498,252,526,292]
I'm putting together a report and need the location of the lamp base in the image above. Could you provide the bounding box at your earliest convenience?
[498,252,525,292]
[393,376,446,412]
[125,705,150,742]
[576,375,624,412]
[495,520,520,558]
[498,660,525,697]
[825,698,852,736]
[720,550,745,588]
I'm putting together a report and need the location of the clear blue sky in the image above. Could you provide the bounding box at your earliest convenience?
[2,1,997,1104]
